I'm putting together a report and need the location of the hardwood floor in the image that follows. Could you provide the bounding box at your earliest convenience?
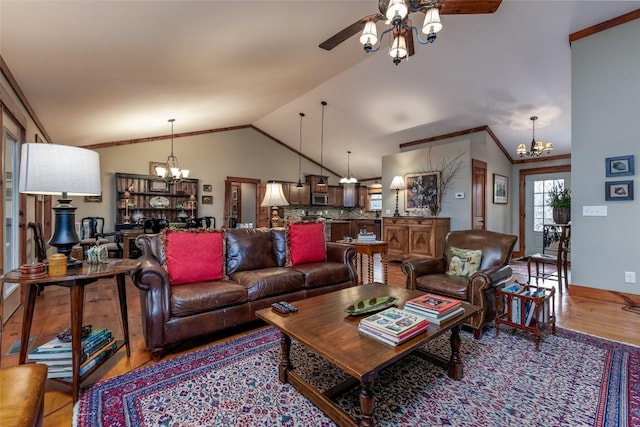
[2,257,639,426]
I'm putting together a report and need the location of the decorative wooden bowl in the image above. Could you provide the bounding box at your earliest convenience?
[19,262,47,278]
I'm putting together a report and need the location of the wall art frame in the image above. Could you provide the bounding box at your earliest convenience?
[605,155,634,177]
[149,179,169,192]
[605,180,634,201]
[201,195,214,205]
[404,172,440,211]
[203,184,212,193]
[493,174,508,204]
[84,193,102,203]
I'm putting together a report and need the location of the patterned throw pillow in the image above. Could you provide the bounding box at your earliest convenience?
[286,222,326,266]
[446,247,482,278]
[162,229,225,286]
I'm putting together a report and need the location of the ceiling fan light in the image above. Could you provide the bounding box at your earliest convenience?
[386,0,408,22]
[422,7,443,34]
[389,35,408,59]
[360,21,378,45]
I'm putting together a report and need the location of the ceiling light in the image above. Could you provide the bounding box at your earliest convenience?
[360,0,443,65]
[339,150,358,184]
[296,112,305,188]
[517,116,554,158]
[318,101,327,186]
[155,119,189,184]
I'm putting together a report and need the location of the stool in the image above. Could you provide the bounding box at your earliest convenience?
[0,364,48,427]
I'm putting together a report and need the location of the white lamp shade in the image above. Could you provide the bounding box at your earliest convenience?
[389,35,408,59]
[19,143,101,196]
[360,21,378,45]
[260,182,289,207]
[389,175,406,190]
[422,7,443,34]
[386,0,408,21]
[544,142,554,151]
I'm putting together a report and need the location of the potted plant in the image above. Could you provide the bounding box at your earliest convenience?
[548,184,571,224]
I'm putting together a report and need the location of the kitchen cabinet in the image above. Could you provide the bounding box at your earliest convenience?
[383,217,450,261]
[115,172,198,226]
[306,175,329,193]
[327,186,343,206]
[285,182,310,205]
[329,221,352,242]
[357,186,368,207]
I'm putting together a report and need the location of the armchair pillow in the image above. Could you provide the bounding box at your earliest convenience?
[163,229,225,285]
[446,247,482,278]
[286,222,326,266]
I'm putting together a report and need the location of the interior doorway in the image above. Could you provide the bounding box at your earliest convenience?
[224,177,260,228]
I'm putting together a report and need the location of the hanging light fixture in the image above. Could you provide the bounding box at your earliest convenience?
[318,101,327,186]
[517,116,554,158]
[155,118,189,184]
[296,112,305,188]
[339,151,358,184]
[359,0,443,66]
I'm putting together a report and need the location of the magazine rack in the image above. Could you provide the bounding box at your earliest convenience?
[495,285,556,351]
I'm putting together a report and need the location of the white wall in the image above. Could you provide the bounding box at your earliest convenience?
[571,18,640,293]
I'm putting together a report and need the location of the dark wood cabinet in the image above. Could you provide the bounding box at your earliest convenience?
[285,183,310,205]
[115,172,198,226]
[357,186,368,207]
[329,221,352,242]
[327,186,343,206]
[306,175,329,193]
[383,217,450,261]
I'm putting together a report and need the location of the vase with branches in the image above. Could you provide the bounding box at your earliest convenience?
[416,148,465,216]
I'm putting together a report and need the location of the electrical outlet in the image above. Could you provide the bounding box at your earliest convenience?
[625,272,636,283]
[583,206,607,216]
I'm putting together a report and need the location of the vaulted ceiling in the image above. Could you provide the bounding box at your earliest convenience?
[2,1,639,179]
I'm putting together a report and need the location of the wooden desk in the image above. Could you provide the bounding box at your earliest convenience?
[338,240,388,284]
[1,259,140,402]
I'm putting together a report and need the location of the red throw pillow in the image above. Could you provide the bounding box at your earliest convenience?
[287,222,326,266]
[164,229,225,285]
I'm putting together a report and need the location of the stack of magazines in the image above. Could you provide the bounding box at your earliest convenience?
[358,307,430,346]
[403,293,465,324]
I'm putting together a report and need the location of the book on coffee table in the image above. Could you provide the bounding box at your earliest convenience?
[359,307,430,345]
[404,305,465,325]
[404,293,462,317]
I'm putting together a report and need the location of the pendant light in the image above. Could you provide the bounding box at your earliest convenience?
[296,112,305,187]
[339,150,357,184]
[517,116,554,158]
[155,119,189,183]
[318,101,327,186]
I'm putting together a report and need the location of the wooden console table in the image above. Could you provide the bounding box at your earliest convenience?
[1,259,140,402]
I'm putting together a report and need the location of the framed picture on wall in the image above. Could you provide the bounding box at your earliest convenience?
[404,172,440,211]
[605,180,634,201]
[605,155,634,177]
[493,174,508,204]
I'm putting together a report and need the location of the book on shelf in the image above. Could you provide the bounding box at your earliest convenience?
[404,293,462,316]
[524,287,548,326]
[403,305,465,325]
[28,328,113,362]
[43,339,118,379]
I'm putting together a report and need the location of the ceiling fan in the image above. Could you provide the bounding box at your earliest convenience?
[319,0,502,64]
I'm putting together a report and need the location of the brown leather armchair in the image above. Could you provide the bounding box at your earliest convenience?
[401,230,517,339]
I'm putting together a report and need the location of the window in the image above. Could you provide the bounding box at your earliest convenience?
[368,193,382,211]
[533,179,564,232]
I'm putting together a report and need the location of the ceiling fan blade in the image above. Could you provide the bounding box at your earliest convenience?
[438,0,502,15]
[319,13,384,51]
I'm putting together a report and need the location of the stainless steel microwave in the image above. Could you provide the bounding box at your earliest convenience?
[311,193,329,205]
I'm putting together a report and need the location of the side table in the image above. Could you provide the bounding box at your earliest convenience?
[337,240,388,284]
[0,259,140,402]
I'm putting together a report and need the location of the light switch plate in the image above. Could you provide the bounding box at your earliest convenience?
[583,206,607,216]
[455,192,465,199]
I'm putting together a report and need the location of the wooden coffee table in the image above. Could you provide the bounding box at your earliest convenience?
[255,283,481,427]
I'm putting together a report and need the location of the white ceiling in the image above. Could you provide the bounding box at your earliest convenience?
[2,0,639,180]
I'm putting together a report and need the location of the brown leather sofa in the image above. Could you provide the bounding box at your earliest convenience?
[401,230,517,339]
[132,227,357,359]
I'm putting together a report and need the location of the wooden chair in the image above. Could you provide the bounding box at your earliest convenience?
[185,216,216,229]
[27,222,47,295]
[527,224,571,293]
[79,217,123,258]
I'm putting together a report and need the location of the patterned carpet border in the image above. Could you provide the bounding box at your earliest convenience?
[73,325,640,427]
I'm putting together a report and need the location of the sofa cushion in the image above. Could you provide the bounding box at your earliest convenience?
[163,229,225,286]
[226,228,277,275]
[416,274,469,301]
[229,267,305,301]
[170,280,247,317]
[446,247,482,278]
[286,222,326,266]
[291,261,352,289]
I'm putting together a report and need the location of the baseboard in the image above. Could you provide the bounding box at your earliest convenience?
[568,284,640,306]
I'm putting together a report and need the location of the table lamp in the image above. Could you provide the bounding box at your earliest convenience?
[389,175,406,217]
[260,181,289,227]
[189,193,197,219]
[19,143,101,266]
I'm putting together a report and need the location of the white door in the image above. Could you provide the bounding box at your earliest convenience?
[2,129,21,322]
[524,172,571,255]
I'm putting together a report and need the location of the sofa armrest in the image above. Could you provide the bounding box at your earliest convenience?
[326,242,358,285]
[401,257,447,289]
[131,235,172,350]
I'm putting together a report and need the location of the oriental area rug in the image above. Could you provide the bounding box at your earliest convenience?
[73,325,639,427]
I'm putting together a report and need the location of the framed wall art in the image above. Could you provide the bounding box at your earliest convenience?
[605,180,634,201]
[84,193,102,203]
[605,155,634,177]
[203,184,212,193]
[404,172,440,211]
[201,195,213,205]
[493,174,508,204]
[150,180,169,192]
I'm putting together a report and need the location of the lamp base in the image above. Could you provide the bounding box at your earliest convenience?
[48,198,82,266]
[271,206,281,228]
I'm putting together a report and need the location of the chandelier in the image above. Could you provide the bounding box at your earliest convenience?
[517,116,553,158]
[155,118,189,183]
[359,0,443,65]
[339,150,358,184]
